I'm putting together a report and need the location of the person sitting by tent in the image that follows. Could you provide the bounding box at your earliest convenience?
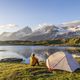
[30,54,39,66]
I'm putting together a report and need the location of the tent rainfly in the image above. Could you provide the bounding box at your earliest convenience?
[46,51,80,72]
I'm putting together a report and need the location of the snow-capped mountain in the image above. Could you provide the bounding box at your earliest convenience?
[0,26,32,41]
[20,25,59,41]
[0,20,80,41]
[9,26,32,40]
[61,20,80,32]
[0,32,13,41]
[0,32,12,37]
[55,20,80,39]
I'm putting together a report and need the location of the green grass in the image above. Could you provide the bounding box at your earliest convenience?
[0,59,80,80]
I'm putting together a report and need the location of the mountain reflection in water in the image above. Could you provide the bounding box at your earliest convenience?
[0,46,80,63]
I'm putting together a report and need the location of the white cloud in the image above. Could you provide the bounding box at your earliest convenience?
[62,20,80,25]
[0,24,18,29]
[0,24,20,34]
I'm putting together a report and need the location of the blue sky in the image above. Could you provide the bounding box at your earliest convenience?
[0,0,80,29]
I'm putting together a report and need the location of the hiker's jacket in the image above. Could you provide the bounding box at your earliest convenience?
[30,56,39,66]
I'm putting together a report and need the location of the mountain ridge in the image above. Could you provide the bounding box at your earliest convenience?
[0,20,80,41]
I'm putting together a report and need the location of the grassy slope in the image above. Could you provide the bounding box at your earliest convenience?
[0,59,80,80]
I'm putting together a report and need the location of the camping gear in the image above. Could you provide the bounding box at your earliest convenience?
[46,51,80,72]
[22,57,30,64]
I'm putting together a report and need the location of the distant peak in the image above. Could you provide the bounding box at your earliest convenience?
[24,26,31,29]
[38,23,53,27]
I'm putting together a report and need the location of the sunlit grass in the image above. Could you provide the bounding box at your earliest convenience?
[0,59,80,80]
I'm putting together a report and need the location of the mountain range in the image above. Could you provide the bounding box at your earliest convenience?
[0,20,80,41]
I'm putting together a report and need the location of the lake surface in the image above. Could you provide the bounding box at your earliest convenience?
[0,45,80,63]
